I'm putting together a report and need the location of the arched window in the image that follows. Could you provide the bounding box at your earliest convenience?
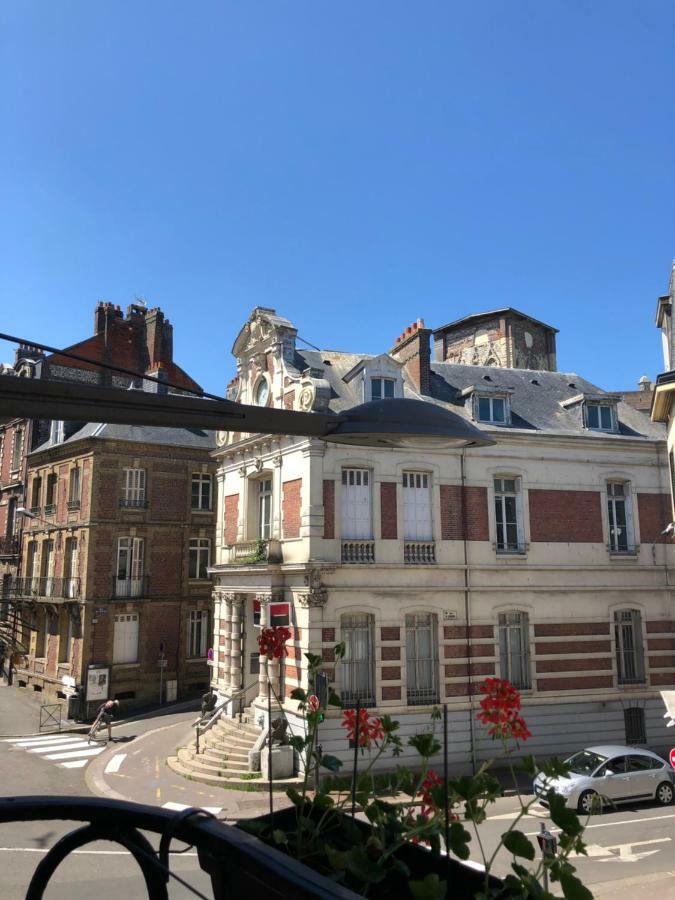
[341,613,375,707]
[405,612,439,705]
[498,611,531,689]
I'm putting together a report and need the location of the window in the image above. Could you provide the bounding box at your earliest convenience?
[498,612,531,689]
[116,537,145,597]
[341,469,372,539]
[45,473,58,514]
[121,468,147,508]
[187,609,209,658]
[586,403,614,431]
[257,478,273,539]
[41,540,55,595]
[254,378,269,406]
[64,537,78,598]
[113,613,139,664]
[191,473,212,510]
[477,396,506,424]
[250,652,260,675]
[30,476,42,512]
[50,420,65,444]
[58,609,73,664]
[341,613,375,706]
[6,497,17,538]
[624,709,647,745]
[406,613,439,705]
[370,377,395,401]
[607,481,634,552]
[189,538,211,579]
[614,609,645,685]
[68,468,81,509]
[403,472,433,540]
[494,478,523,552]
[11,430,22,471]
[26,541,39,589]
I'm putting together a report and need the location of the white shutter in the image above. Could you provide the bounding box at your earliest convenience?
[341,469,372,539]
[403,472,432,540]
[117,538,131,580]
[114,613,139,664]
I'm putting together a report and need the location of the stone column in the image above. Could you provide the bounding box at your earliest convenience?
[229,597,244,691]
[257,594,270,700]
[222,593,234,690]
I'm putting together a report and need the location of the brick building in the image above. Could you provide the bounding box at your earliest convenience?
[4,302,216,713]
[205,305,675,776]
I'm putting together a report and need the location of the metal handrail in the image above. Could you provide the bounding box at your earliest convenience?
[194,680,260,754]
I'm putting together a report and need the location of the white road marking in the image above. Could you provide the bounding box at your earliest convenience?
[162,801,222,815]
[61,759,90,769]
[104,753,127,774]
[28,741,90,754]
[597,838,671,863]
[45,747,105,761]
[526,811,675,835]
[5,736,82,747]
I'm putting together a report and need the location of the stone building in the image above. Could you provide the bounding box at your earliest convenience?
[206,305,675,776]
[4,301,216,713]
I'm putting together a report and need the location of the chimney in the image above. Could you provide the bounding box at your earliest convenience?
[94,301,123,334]
[390,317,432,395]
[145,307,173,368]
[638,375,652,392]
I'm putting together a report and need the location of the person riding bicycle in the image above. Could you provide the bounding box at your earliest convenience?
[96,698,120,742]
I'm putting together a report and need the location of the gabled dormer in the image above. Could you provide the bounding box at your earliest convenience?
[342,353,404,403]
[461,383,514,425]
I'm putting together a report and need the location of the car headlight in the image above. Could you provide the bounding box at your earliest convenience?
[553,782,574,796]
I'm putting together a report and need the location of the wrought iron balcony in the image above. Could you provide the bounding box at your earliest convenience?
[9,576,80,599]
[67,498,81,511]
[0,796,349,900]
[119,496,150,509]
[403,541,436,565]
[341,540,375,564]
[113,575,150,598]
[0,535,19,557]
[44,503,56,516]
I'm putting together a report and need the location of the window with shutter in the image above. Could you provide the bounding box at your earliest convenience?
[341,469,372,539]
[122,468,147,507]
[498,612,531,689]
[403,472,432,540]
[113,613,139,664]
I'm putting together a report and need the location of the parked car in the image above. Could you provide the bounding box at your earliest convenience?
[533,745,675,814]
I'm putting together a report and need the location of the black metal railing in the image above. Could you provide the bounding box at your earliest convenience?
[0,796,354,899]
[44,503,56,516]
[0,536,20,557]
[119,497,150,509]
[8,576,80,599]
[67,499,81,511]
[113,575,150,598]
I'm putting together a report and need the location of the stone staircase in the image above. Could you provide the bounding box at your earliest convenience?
[167,710,303,791]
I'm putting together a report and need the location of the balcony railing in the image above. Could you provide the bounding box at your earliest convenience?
[0,536,20,557]
[9,576,80,599]
[44,503,56,516]
[0,796,350,900]
[29,506,41,517]
[404,541,436,565]
[113,575,150,598]
[119,496,149,509]
[67,499,81,511]
[341,540,375,564]
[228,539,282,565]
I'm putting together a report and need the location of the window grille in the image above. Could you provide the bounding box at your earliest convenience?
[498,611,531,689]
[607,481,634,552]
[341,613,375,707]
[624,706,647,744]
[614,609,645,685]
[405,612,439,705]
[494,478,523,552]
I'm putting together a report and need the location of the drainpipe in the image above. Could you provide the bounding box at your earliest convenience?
[461,450,477,774]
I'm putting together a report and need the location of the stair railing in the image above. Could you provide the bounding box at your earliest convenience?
[194,680,259,755]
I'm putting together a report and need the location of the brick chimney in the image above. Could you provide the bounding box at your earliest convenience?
[390,318,432,395]
[145,307,173,368]
[94,301,123,334]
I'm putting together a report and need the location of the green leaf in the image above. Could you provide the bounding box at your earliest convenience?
[345,845,387,884]
[409,873,447,899]
[290,687,307,703]
[328,690,343,707]
[285,787,304,807]
[320,754,343,772]
[325,845,348,872]
[408,732,442,758]
[333,641,346,661]
[289,735,307,753]
[272,829,287,845]
[547,792,583,837]
[502,829,536,860]
[559,870,593,900]
[304,652,323,670]
[520,754,537,776]
[447,821,471,860]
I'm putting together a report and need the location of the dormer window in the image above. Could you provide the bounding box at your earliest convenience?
[478,396,506,424]
[586,403,615,432]
[370,377,395,401]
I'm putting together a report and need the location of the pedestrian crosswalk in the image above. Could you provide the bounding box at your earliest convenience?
[2,733,107,769]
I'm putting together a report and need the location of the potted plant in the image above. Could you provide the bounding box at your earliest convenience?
[239,638,593,899]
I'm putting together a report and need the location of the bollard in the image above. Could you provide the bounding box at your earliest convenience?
[536,821,557,892]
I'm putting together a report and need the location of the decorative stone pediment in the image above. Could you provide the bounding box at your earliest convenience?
[297,568,329,608]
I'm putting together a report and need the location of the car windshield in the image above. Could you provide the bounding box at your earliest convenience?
[564,750,608,775]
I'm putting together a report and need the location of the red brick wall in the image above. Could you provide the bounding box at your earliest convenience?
[282,479,302,539]
[380,482,397,539]
[440,485,489,541]
[637,493,671,544]
[150,529,182,596]
[534,622,609,637]
[323,480,335,539]
[529,490,603,542]
[283,391,295,410]
[224,494,239,545]
[537,675,613,691]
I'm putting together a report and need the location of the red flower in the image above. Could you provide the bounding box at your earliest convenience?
[308,694,320,712]
[341,708,385,749]
[257,626,292,661]
[476,677,531,742]
[418,769,443,817]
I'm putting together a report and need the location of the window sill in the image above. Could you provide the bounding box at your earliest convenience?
[112,662,140,669]
[608,549,639,559]
[191,508,213,514]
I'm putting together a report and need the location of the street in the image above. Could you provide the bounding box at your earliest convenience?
[2,683,675,897]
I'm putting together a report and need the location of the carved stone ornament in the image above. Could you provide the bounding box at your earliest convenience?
[297,568,328,608]
[216,430,229,447]
[298,384,315,412]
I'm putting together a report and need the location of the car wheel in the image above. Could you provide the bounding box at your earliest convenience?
[656,782,674,806]
[577,790,600,815]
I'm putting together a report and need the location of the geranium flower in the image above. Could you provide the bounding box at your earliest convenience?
[341,708,385,749]
[308,694,320,712]
[257,626,291,661]
[476,677,531,741]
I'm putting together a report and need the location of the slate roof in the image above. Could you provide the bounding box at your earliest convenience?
[30,421,216,455]
[292,348,664,441]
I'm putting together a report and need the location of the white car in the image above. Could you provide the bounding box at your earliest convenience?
[533,745,675,815]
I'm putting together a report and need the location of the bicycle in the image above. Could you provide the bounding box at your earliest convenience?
[87,712,107,744]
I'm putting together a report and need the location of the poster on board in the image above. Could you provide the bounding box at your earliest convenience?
[86,665,110,702]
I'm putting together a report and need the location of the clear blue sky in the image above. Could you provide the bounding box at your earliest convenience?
[2,2,674,395]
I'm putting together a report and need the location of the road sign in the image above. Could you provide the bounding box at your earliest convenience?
[158,657,167,669]
[207,648,214,661]
[670,748,675,768]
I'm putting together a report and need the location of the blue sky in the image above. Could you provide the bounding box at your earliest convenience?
[1,2,674,396]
